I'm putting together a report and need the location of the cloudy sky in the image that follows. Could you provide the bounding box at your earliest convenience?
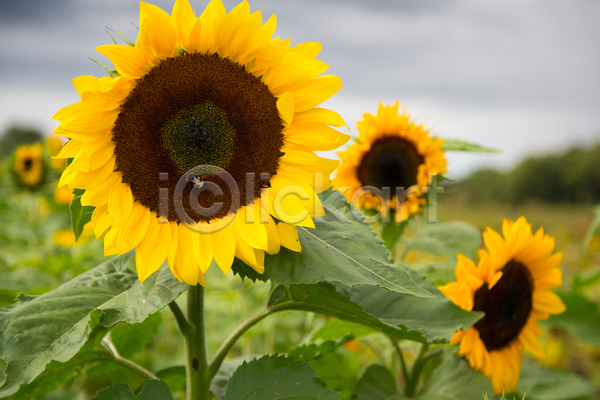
[0,0,598,178]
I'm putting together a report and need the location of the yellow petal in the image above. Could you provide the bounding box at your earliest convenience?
[533,290,566,315]
[277,223,301,252]
[211,223,237,274]
[234,206,269,250]
[81,172,122,207]
[172,0,197,51]
[91,204,111,240]
[117,202,151,254]
[193,226,213,273]
[72,75,100,95]
[167,221,181,281]
[292,75,343,113]
[174,224,201,285]
[519,320,546,360]
[196,0,227,52]
[291,107,346,128]
[136,215,171,282]
[277,92,295,124]
[96,44,152,80]
[138,1,178,60]
[108,183,134,227]
[264,213,281,255]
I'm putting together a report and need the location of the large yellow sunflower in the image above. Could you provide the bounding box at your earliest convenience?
[438,217,566,393]
[13,143,45,188]
[53,0,347,286]
[332,102,446,222]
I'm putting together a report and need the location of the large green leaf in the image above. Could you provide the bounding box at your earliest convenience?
[440,139,498,153]
[0,252,187,397]
[544,291,600,346]
[225,354,339,400]
[268,283,426,342]
[268,279,481,343]
[416,353,494,400]
[335,271,483,342]
[69,188,95,241]
[356,365,404,400]
[233,189,432,298]
[91,380,174,400]
[515,362,594,400]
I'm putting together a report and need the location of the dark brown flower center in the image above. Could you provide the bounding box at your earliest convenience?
[357,136,424,194]
[473,259,534,351]
[23,157,33,171]
[112,52,284,223]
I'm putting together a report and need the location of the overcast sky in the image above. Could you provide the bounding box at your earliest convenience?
[0,0,598,178]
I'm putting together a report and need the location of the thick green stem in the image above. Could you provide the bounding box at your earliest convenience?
[186,285,210,400]
[404,343,430,398]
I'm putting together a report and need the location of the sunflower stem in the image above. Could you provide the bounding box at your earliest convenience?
[185,284,210,400]
[388,336,409,387]
[207,304,287,382]
[404,343,429,398]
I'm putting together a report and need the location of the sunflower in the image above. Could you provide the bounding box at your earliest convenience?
[332,102,446,222]
[12,143,45,188]
[53,0,347,286]
[438,217,566,393]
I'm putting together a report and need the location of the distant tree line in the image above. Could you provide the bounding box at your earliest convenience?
[456,144,600,205]
[0,126,43,158]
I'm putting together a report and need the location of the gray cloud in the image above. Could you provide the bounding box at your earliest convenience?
[0,0,598,177]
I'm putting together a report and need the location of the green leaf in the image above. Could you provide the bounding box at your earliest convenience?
[225,354,339,400]
[4,350,109,400]
[310,352,359,400]
[0,252,187,396]
[111,312,163,358]
[156,366,186,396]
[233,189,432,298]
[290,340,349,363]
[69,188,95,240]
[543,291,600,346]
[136,380,175,400]
[356,365,403,400]
[91,380,174,400]
[440,139,498,153]
[210,357,249,400]
[416,353,494,400]
[91,382,135,400]
[336,271,483,342]
[312,319,375,342]
[267,283,427,343]
[401,221,481,261]
[515,362,594,400]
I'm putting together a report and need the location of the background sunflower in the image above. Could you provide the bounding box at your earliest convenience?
[439,216,566,393]
[333,102,447,222]
[11,142,46,189]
